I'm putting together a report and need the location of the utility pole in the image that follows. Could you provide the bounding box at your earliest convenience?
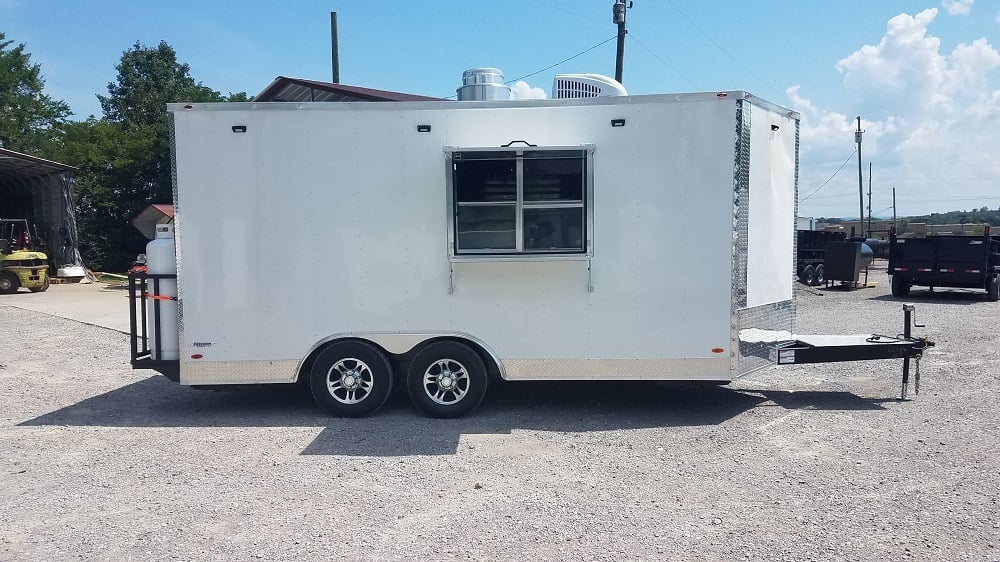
[613,1,630,83]
[892,187,897,228]
[330,12,340,83]
[867,161,872,236]
[856,116,864,237]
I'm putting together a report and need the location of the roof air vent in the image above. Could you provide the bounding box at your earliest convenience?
[551,74,627,99]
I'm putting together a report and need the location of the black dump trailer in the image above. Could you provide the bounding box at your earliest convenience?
[888,227,1000,301]
[796,230,846,285]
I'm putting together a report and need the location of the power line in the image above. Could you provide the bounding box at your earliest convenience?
[800,150,857,202]
[805,192,856,200]
[661,0,783,99]
[627,33,700,89]
[505,35,619,85]
[536,0,613,28]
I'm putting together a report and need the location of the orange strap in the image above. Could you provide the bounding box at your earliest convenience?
[146,294,176,301]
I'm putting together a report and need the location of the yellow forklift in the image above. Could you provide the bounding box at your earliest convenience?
[0,218,50,294]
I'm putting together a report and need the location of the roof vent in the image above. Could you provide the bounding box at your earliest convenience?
[551,74,627,99]
[456,68,511,101]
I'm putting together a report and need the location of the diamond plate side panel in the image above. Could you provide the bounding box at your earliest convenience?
[180,360,299,385]
[501,358,731,381]
[730,99,752,372]
[792,118,801,331]
[736,299,795,376]
[732,100,751,309]
[169,112,184,348]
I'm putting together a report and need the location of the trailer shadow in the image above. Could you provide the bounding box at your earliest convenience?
[21,376,889,456]
[869,290,987,304]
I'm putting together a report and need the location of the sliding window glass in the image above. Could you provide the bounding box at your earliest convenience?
[450,148,590,257]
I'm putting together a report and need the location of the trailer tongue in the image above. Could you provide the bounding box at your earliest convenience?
[766,304,933,400]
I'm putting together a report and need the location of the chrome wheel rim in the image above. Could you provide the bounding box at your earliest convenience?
[326,358,374,404]
[423,359,470,405]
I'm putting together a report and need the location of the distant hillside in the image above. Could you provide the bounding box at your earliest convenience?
[818,207,1000,226]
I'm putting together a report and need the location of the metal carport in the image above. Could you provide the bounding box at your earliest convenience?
[0,147,84,274]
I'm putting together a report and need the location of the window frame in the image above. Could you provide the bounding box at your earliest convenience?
[445,145,595,261]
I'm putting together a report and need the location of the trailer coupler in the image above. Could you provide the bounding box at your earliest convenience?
[770,304,934,400]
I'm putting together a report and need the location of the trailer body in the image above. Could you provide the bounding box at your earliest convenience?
[888,230,1000,300]
[151,93,795,383]
[127,91,934,416]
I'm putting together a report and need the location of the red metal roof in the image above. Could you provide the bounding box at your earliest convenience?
[150,203,174,218]
[255,76,445,103]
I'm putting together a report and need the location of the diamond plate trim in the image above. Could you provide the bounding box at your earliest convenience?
[501,358,731,380]
[168,112,184,348]
[792,118,801,324]
[736,299,795,376]
[732,99,751,310]
[729,99,752,372]
[180,360,299,385]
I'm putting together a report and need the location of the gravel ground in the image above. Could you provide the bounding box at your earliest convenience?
[1,276,998,561]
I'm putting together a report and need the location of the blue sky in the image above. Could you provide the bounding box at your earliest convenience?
[4,0,999,218]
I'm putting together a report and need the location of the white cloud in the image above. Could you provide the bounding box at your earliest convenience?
[942,0,973,16]
[509,81,547,100]
[793,9,1000,216]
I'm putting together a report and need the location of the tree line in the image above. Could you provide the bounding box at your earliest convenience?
[818,207,1000,232]
[1,32,248,271]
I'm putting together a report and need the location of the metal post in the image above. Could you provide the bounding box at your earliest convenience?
[613,1,627,83]
[900,304,912,400]
[128,275,138,361]
[892,187,897,229]
[331,12,340,83]
[153,277,162,361]
[856,117,864,237]
[867,161,872,237]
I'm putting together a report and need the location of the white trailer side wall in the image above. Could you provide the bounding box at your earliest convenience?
[169,94,796,384]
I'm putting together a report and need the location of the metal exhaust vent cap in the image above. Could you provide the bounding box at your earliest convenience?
[457,68,511,101]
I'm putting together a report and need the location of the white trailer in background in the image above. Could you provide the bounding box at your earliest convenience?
[129,91,932,418]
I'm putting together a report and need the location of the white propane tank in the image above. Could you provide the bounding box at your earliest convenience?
[146,223,178,360]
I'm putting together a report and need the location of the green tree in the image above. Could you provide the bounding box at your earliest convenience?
[98,41,228,205]
[0,32,70,154]
[51,118,156,270]
[57,40,247,270]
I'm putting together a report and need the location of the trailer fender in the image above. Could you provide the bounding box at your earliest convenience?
[295,332,506,383]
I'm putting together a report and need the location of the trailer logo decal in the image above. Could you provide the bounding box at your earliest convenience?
[192,342,213,348]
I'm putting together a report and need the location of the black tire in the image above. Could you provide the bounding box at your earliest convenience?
[988,275,999,302]
[891,275,910,297]
[29,275,50,293]
[813,264,825,286]
[0,271,19,294]
[802,265,816,286]
[309,340,394,418]
[407,341,488,418]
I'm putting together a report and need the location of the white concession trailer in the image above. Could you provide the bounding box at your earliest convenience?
[129,91,932,418]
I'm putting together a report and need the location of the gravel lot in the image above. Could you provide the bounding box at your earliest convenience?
[1,275,998,561]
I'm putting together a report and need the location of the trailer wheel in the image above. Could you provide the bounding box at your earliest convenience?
[813,264,825,286]
[407,341,488,418]
[309,340,393,418]
[802,265,816,286]
[891,275,910,297]
[0,272,19,294]
[988,275,999,302]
